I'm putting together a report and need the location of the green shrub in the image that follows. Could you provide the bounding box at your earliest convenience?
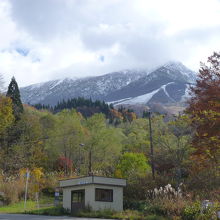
[25,206,68,216]
[41,187,55,196]
[77,209,115,218]
[182,201,201,220]
[181,201,218,220]
[144,215,169,220]
[144,203,167,216]
[115,209,145,220]
[196,212,217,220]
[196,203,219,220]
[123,200,146,211]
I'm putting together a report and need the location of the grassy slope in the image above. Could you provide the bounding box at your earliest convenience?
[0,198,169,219]
[0,201,36,213]
[0,197,54,214]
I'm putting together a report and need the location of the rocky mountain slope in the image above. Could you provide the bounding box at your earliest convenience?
[106,61,195,106]
[20,69,147,106]
[20,61,196,107]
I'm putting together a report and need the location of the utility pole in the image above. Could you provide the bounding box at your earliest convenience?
[88,147,92,176]
[24,169,30,211]
[79,143,92,176]
[79,143,85,174]
[148,112,155,180]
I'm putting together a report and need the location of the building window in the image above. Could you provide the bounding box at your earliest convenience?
[95,188,113,202]
[72,190,84,203]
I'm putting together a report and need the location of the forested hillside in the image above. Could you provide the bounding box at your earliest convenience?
[34,97,113,117]
[34,97,137,125]
[0,53,219,219]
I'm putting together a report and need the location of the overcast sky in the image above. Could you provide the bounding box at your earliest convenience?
[0,0,220,87]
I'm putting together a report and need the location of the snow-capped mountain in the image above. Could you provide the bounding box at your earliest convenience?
[20,61,196,107]
[104,61,195,105]
[20,69,147,106]
[162,61,196,83]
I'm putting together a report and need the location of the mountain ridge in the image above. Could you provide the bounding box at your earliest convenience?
[20,61,196,107]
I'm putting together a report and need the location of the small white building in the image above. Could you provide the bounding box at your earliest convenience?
[59,175,126,214]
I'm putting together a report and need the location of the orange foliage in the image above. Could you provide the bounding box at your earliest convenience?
[187,52,220,167]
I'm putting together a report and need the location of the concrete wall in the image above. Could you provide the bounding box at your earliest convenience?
[62,185,93,211]
[90,184,123,211]
[62,184,123,212]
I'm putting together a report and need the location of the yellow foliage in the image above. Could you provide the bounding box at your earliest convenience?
[19,168,29,178]
[0,95,14,134]
[32,167,43,181]
[19,167,43,181]
[114,169,123,178]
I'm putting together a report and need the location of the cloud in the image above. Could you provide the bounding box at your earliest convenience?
[0,0,220,87]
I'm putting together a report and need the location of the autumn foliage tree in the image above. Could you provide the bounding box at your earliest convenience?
[187,52,220,168]
[0,96,14,135]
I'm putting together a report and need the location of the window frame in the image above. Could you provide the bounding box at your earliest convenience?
[95,188,113,202]
[71,190,85,203]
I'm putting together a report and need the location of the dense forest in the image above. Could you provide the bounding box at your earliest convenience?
[0,53,219,219]
[34,97,137,125]
[34,97,113,116]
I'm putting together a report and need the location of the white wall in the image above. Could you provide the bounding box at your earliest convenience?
[90,184,123,211]
[62,184,123,212]
[62,185,93,211]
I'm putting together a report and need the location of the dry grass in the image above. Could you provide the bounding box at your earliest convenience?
[0,176,25,204]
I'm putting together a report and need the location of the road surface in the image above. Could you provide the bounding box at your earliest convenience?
[0,214,112,220]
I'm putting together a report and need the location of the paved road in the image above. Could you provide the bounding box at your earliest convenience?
[0,214,112,220]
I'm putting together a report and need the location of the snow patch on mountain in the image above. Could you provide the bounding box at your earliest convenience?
[107,97,132,105]
[181,84,192,102]
[114,88,160,105]
[161,82,176,102]
[49,79,65,90]
[113,82,182,106]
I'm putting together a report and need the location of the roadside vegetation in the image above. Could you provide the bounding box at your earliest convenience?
[0,53,219,219]
[0,196,54,214]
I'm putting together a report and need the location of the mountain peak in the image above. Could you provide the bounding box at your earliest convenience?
[160,60,196,82]
[164,60,184,68]
[163,61,190,71]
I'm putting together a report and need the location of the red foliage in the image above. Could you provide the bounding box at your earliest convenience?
[57,156,74,172]
[187,52,220,167]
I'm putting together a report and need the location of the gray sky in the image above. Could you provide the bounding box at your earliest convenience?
[0,0,220,87]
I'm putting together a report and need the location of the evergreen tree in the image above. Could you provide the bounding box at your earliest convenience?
[6,77,23,119]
